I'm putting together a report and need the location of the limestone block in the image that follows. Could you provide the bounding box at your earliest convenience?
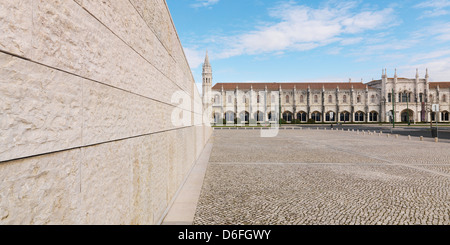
[175,128,187,185]
[166,130,180,202]
[81,139,135,225]
[82,80,181,146]
[147,132,169,224]
[0,0,32,57]
[32,0,182,106]
[0,53,82,162]
[73,0,179,87]
[129,0,173,54]
[0,149,81,225]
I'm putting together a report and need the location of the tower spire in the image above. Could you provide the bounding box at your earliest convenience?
[416,68,419,78]
[204,49,210,66]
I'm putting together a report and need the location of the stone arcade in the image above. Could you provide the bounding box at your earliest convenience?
[202,53,450,124]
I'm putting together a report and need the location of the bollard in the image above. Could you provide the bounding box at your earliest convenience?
[378,133,381,137]
[420,136,423,141]
[387,134,390,138]
[408,135,411,140]
[435,137,439,143]
[395,134,399,139]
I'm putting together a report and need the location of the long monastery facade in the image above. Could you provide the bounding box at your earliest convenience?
[201,53,450,124]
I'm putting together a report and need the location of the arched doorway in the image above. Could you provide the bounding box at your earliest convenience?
[401,109,413,123]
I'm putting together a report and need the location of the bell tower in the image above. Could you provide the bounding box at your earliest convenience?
[202,50,213,122]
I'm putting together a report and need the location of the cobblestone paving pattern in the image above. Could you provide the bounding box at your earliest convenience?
[193,129,450,225]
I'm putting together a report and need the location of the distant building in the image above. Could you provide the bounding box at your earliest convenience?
[202,53,450,124]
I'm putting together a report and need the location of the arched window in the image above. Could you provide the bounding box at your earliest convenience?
[388,93,392,103]
[225,111,235,122]
[328,95,333,103]
[442,111,449,121]
[214,95,220,104]
[286,95,290,103]
[343,95,347,103]
[419,93,424,102]
[369,111,378,122]
[214,113,221,124]
[255,111,264,121]
[283,111,293,122]
[340,111,350,122]
[257,95,260,103]
[228,95,232,103]
[268,111,277,121]
[357,95,361,103]
[311,112,321,122]
[297,111,307,122]
[240,111,249,122]
[443,95,447,103]
[243,96,246,103]
[325,112,335,122]
[401,92,410,102]
[314,95,318,103]
[371,95,375,103]
[300,95,304,103]
[430,95,433,103]
[355,111,365,122]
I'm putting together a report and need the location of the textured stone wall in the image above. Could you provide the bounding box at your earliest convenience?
[0,0,211,224]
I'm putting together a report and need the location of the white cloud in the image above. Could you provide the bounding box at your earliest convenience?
[415,0,450,8]
[191,0,219,8]
[216,2,397,58]
[414,0,450,18]
[402,57,450,81]
[183,47,205,69]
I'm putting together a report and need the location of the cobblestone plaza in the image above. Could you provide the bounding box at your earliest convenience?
[193,129,450,225]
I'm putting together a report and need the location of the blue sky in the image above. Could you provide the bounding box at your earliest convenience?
[166,0,450,91]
